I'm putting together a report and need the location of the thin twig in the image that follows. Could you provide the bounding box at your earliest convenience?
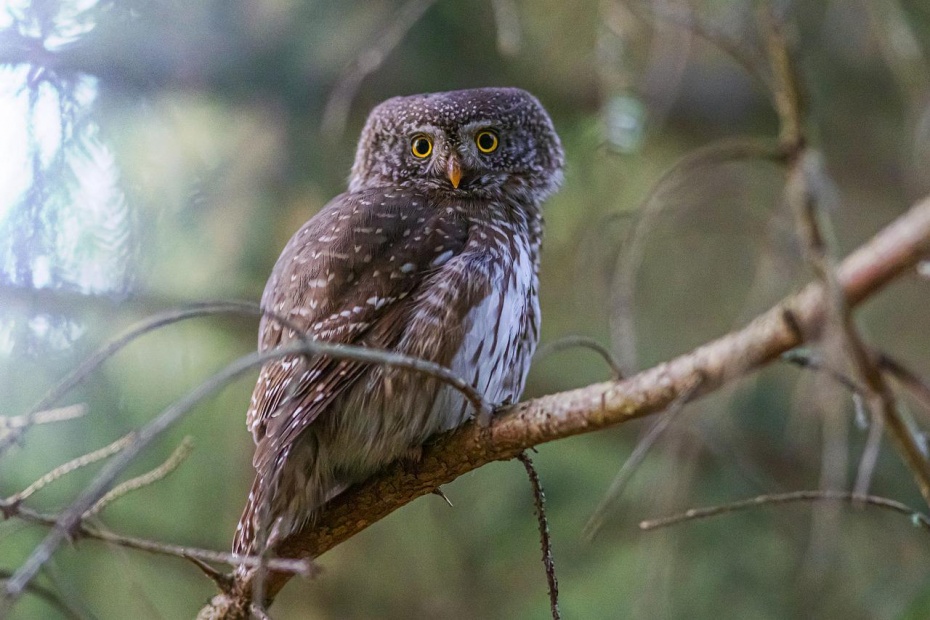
[0,570,83,620]
[617,0,772,93]
[83,437,194,518]
[610,137,786,372]
[3,433,136,505]
[639,490,930,532]
[517,452,560,620]
[760,7,804,148]
[8,504,310,575]
[780,349,865,395]
[0,404,87,431]
[879,353,930,416]
[780,347,884,494]
[185,555,236,593]
[583,374,703,540]
[431,487,454,507]
[536,336,624,379]
[854,414,884,496]
[320,0,440,138]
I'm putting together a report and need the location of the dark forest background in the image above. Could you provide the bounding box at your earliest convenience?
[2,1,930,618]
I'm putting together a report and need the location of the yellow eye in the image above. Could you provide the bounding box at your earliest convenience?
[410,134,433,158]
[475,130,499,153]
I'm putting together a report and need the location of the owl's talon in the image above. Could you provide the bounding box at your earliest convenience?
[397,445,425,476]
[401,446,423,464]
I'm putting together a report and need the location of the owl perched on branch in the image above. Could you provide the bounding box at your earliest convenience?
[234,87,564,556]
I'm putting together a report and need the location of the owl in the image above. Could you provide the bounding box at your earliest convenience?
[233,87,564,557]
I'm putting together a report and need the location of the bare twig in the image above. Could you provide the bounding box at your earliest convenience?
[583,375,703,539]
[760,8,804,149]
[83,437,194,518]
[781,349,865,395]
[0,570,82,620]
[0,404,87,432]
[199,195,930,618]
[2,433,135,506]
[639,490,930,532]
[185,555,236,593]
[517,452,559,620]
[610,137,786,372]
[320,0,440,138]
[536,336,624,379]
[431,487,454,507]
[782,349,926,496]
[8,504,310,576]
[854,414,884,496]
[617,0,771,92]
[879,353,930,415]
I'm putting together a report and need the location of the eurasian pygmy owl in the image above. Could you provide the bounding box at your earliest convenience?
[233,87,564,556]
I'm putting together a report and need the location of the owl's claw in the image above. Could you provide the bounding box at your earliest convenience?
[397,445,425,476]
[401,445,424,464]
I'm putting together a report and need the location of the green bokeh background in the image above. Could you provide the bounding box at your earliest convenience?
[3,1,930,618]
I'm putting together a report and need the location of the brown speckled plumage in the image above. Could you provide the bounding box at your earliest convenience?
[233,87,563,556]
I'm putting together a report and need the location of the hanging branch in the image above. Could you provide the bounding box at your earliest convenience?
[517,452,560,620]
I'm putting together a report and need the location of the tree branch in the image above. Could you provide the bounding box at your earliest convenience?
[199,196,930,618]
[638,490,930,532]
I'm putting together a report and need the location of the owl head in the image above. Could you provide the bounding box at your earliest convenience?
[349,87,564,204]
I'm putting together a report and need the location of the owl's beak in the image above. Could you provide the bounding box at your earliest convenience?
[446,156,462,189]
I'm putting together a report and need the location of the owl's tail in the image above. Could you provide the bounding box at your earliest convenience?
[232,475,264,558]
[232,445,351,576]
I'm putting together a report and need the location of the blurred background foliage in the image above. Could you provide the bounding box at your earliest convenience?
[2,0,930,618]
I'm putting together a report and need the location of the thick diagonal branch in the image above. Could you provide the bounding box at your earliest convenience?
[200,197,930,619]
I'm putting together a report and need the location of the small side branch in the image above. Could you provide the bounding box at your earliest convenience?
[517,452,560,620]
[8,504,311,576]
[536,336,624,379]
[639,490,930,532]
[3,433,135,506]
[583,375,702,539]
[83,437,193,518]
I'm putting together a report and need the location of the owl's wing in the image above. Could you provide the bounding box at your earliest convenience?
[247,189,470,474]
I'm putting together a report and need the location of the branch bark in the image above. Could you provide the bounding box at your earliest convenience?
[197,196,930,618]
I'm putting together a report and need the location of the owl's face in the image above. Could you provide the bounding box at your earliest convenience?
[349,87,564,204]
